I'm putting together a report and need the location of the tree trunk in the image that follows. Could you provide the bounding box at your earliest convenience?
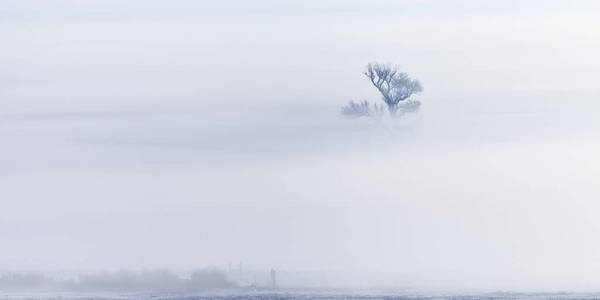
[388,104,399,117]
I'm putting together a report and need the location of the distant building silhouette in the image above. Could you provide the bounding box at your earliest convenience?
[270,269,277,289]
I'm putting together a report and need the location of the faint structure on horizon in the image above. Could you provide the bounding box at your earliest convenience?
[270,269,277,289]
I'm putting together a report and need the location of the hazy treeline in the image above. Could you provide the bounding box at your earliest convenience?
[0,269,235,292]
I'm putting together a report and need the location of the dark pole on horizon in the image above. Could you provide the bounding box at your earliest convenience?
[270,268,277,289]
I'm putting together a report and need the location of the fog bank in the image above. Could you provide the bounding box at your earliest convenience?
[3,0,600,292]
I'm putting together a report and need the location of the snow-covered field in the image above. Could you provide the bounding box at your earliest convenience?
[0,291,599,300]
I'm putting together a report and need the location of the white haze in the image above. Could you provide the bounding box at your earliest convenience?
[2,0,600,293]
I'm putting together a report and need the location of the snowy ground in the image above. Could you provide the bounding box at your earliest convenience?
[1,291,599,300]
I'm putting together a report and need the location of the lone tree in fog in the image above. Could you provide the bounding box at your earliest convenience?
[365,62,422,116]
[342,62,423,118]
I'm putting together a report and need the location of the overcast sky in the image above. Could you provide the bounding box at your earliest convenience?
[2,0,600,292]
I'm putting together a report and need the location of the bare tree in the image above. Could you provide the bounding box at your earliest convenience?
[364,62,423,117]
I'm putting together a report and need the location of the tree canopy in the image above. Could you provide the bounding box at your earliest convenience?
[364,62,422,116]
